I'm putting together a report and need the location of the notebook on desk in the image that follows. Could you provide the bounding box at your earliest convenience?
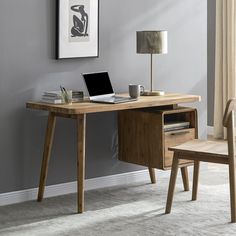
[82,71,137,104]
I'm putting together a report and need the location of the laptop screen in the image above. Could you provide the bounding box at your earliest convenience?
[82,72,114,97]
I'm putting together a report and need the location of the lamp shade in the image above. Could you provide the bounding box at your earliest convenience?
[136,31,168,54]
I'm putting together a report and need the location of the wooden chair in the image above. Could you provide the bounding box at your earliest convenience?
[165,98,236,223]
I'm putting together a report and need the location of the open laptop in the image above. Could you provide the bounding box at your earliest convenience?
[82,71,137,104]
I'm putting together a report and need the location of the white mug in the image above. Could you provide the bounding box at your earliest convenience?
[129,84,145,98]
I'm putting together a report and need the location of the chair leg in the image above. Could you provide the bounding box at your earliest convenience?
[181,167,189,191]
[192,161,200,201]
[229,161,236,223]
[165,154,179,214]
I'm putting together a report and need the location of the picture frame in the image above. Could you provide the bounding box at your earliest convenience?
[56,0,99,59]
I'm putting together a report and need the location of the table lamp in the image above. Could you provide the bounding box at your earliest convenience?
[137,30,168,96]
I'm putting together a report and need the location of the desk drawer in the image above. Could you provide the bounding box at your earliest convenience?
[164,128,195,168]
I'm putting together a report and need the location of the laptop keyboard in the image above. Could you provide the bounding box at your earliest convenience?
[92,96,137,104]
[113,96,127,101]
[100,96,125,102]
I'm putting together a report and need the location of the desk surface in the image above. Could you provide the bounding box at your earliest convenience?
[26,93,201,115]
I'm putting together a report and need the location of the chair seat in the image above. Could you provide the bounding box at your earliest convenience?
[169,139,228,159]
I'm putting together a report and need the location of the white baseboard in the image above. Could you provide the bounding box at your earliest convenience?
[207,126,214,136]
[0,169,162,206]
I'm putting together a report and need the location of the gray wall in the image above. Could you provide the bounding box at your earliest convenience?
[207,0,216,126]
[0,0,207,194]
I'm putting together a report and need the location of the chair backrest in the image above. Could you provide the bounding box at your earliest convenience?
[223,98,236,160]
[223,98,236,128]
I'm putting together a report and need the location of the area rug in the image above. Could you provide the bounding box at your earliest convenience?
[1,164,236,236]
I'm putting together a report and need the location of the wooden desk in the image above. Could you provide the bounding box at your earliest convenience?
[26,93,200,213]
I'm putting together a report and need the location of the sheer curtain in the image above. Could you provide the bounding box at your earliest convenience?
[214,0,236,138]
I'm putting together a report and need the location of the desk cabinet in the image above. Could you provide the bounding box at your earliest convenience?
[118,106,198,170]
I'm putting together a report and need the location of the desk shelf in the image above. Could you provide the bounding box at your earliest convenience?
[118,106,198,170]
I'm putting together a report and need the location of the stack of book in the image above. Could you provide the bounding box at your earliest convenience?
[41,90,84,104]
[164,121,190,132]
[72,91,84,102]
[42,91,63,104]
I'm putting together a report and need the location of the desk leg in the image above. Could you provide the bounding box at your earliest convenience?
[148,167,156,184]
[77,114,86,213]
[181,166,190,191]
[37,112,56,202]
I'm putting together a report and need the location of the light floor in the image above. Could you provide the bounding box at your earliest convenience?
[0,163,236,236]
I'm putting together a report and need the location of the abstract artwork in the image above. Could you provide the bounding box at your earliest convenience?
[56,0,99,59]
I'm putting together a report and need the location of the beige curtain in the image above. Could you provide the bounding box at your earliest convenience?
[214,0,236,138]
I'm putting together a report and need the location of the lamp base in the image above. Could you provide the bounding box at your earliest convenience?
[141,90,165,96]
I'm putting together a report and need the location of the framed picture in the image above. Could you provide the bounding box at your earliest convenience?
[56,0,99,59]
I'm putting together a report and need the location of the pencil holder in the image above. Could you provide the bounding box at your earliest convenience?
[62,90,73,104]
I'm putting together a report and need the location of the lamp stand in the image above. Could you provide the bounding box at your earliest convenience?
[141,54,165,96]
